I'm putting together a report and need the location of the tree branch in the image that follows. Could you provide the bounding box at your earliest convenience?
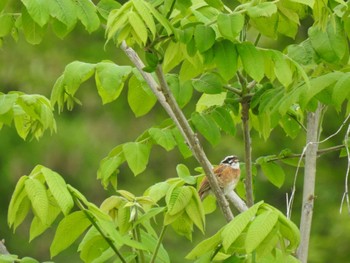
[297,105,322,263]
[120,41,236,222]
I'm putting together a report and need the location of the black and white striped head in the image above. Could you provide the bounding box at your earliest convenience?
[221,155,240,169]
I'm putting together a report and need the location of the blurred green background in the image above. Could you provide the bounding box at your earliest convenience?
[1,11,350,263]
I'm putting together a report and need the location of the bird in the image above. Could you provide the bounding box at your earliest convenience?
[198,155,240,200]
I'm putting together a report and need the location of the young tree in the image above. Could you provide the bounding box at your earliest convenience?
[1,0,350,262]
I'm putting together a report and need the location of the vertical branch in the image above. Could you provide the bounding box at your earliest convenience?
[297,105,322,263]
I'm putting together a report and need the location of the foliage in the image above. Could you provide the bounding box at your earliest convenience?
[1,0,350,262]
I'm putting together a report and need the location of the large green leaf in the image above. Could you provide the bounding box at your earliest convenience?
[246,2,278,18]
[8,175,30,229]
[21,8,45,44]
[95,62,131,104]
[166,186,192,216]
[245,210,279,253]
[25,177,49,225]
[128,11,148,44]
[75,0,100,33]
[309,18,348,64]
[127,73,157,117]
[166,74,193,108]
[194,25,216,53]
[217,13,244,41]
[222,201,263,251]
[41,167,74,215]
[133,0,156,39]
[192,73,223,94]
[149,127,177,151]
[123,142,151,175]
[237,42,264,82]
[210,107,236,136]
[260,162,285,188]
[0,14,14,37]
[48,0,77,29]
[213,40,238,81]
[21,0,50,26]
[50,211,92,257]
[332,73,350,108]
[186,229,223,259]
[191,112,221,145]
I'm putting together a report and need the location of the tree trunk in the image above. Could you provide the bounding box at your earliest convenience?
[297,106,322,263]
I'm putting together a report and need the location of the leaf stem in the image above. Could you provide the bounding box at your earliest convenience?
[71,194,127,263]
[150,225,168,263]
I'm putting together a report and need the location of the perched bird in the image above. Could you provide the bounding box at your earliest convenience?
[198,155,240,200]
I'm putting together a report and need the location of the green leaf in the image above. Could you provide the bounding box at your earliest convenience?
[78,228,110,263]
[0,93,18,114]
[194,25,216,53]
[48,0,77,29]
[62,61,96,96]
[210,107,236,136]
[196,93,226,112]
[123,142,150,175]
[186,229,223,259]
[213,40,237,81]
[191,112,221,145]
[263,203,300,250]
[170,211,193,240]
[8,175,30,229]
[192,73,223,94]
[176,164,196,184]
[301,72,342,107]
[75,0,100,33]
[133,0,156,39]
[96,0,121,20]
[172,128,192,158]
[142,0,172,35]
[95,62,131,104]
[0,14,14,37]
[260,162,285,188]
[237,42,264,82]
[128,11,148,45]
[144,182,170,203]
[29,201,61,241]
[332,73,350,108]
[166,186,193,216]
[270,51,293,87]
[217,13,244,41]
[222,201,263,251]
[289,0,314,7]
[166,75,193,108]
[128,73,157,117]
[50,211,92,257]
[21,0,50,27]
[21,8,45,45]
[185,194,205,233]
[245,210,279,253]
[149,127,176,151]
[25,177,49,225]
[309,18,348,64]
[41,167,74,215]
[246,2,278,18]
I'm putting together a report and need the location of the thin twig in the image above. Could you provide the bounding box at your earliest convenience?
[150,225,168,263]
[73,197,127,263]
[287,112,350,219]
[340,123,350,214]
